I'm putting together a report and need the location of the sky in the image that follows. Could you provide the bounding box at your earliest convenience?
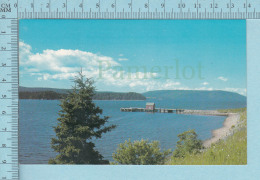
[19,20,246,95]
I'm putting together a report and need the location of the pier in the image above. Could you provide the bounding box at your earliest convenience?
[120,107,184,113]
[120,103,184,113]
[120,103,229,116]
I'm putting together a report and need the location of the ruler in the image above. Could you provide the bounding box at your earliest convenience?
[0,0,258,180]
[18,0,260,19]
[0,0,19,180]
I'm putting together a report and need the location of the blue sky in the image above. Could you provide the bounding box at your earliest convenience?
[19,20,246,95]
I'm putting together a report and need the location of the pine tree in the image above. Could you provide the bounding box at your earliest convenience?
[49,72,116,164]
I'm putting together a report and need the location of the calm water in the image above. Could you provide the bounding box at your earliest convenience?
[19,99,246,164]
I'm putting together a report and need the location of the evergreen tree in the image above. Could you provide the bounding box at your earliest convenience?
[49,72,116,164]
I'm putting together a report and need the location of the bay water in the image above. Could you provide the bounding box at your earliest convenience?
[19,99,245,164]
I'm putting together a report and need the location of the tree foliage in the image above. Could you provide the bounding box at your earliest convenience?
[49,72,116,164]
[112,139,172,165]
[94,92,146,100]
[172,129,203,158]
[19,91,146,100]
[19,91,66,100]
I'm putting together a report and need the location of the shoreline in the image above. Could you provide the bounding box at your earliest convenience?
[181,110,240,148]
[182,110,229,116]
[203,113,240,148]
[19,99,146,101]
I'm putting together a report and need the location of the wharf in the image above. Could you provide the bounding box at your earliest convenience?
[120,107,184,113]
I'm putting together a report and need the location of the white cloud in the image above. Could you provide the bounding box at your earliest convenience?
[20,41,118,80]
[223,88,247,96]
[20,42,246,95]
[217,76,228,82]
[20,42,181,92]
[118,58,128,61]
[202,82,209,85]
[195,87,213,91]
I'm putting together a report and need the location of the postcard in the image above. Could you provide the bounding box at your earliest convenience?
[19,20,247,167]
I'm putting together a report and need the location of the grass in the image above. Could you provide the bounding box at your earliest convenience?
[167,108,247,165]
[218,107,246,114]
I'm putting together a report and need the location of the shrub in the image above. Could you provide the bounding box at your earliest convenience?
[172,129,203,158]
[112,139,171,165]
[169,108,247,165]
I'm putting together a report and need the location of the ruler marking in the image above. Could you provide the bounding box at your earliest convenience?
[0,1,19,179]
[246,0,248,18]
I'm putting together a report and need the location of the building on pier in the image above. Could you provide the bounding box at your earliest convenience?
[146,102,155,111]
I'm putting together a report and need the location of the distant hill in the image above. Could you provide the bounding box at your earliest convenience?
[142,90,246,102]
[19,86,146,100]
[19,86,69,94]
[19,87,246,102]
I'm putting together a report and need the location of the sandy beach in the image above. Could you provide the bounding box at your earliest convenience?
[203,113,240,148]
[181,110,241,148]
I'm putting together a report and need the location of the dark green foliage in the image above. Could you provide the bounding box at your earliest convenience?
[169,108,247,165]
[49,73,116,164]
[94,92,146,100]
[172,130,203,158]
[19,89,146,100]
[112,139,172,165]
[19,91,66,100]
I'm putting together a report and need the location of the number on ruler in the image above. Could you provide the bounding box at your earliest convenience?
[2,94,7,98]
[111,3,115,8]
[227,3,235,8]
[46,3,50,8]
[31,3,34,8]
[244,3,252,8]
[210,3,218,8]
[62,3,66,8]
[2,111,6,114]
[194,3,201,8]
[178,3,185,8]
[2,144,6,148]
[144,3,149,8]
[2,128,7,131]
[128,3,132,8]
[2,78,6,82]
[1,63,6,67]
[1,47,6,51]
[161,3,165,8]
[2,160,6,164]
[96,3,100,8]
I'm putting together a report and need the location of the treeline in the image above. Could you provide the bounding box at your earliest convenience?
[19,91,146,100]
[19,91,65,100]
[94,92,146,100]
